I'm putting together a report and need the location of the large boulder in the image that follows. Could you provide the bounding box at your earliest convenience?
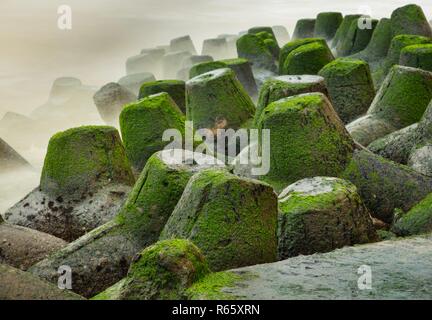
[138,80,186,113]
[202,38,228,60]
[4,126,135,241]
[187,234,432,300]
[272,25,290,46]
[292,19,316,40]
[118,72,156,95]
[162,51,192,79]
[0,263,84,300]
[332,15,362,49]
[0,138,31,173]
[313,12,343,41]
[400,44,432,72]
[318,58,375,123]
[120,93,185,174]
[169,35,197,55]
[256,92,354,192]
[347,65,432,146]
[236,34,277,72]
[160,169,278,271]
[0,222,66,270]
[29,150,224,298]
[93,82,136,126]
[336,18,378,57]
[277,177,377,260]
[255,75,328,124]
[93,239,210,300]
[186,68,255,131]
[390,4,432,39]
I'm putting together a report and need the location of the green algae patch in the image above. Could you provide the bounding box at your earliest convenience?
[138,80,186,113]
[41,125,134,198]
[392,192,432,236]
[337,18,378,57]
[120,92,185,174]
[314,12,343,40]
[332,15,362,49]
[400,44,432,72]
[257,92,354,192]
[281,41,334,75]
[160,168,278,271]
[390,4,432,38]
[93,239,210,300]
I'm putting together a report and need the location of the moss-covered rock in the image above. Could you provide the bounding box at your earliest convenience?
[347,65,432,146]
[340,149,432,223]
[186,68,255,131]
[278,177,377,259]
[169,35,197,55]
[5,126,135,241]
[336,18,378,57]
[313,12,343,40]
[390,4,432,39]
[236,33,277,72]
[202,38,228,60]
[0,263,84,300]
[255,75,328,124]
[138,80,186,113]
[332,15,362,49]
[257,92,354,192]
[292,19,316,40]
[120,93,185,174]
[93,82,136,125]
[400,44,432,71]
[318,58,375,123]
[160,169,278,271]
[118,72,156,95]
[248,26,277,41]
[0,223,66,270]
[189,59,258,99]
[392,192,432,236]
[281,41,334,75]
[279,38,327,74]
[0,137,31,173]
[93,239,210,300]
[29,150,225,298]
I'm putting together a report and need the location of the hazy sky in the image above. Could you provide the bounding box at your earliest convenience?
[0,0,431,117]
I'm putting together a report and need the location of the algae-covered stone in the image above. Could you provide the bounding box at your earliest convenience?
[0,223,66,270]
[160,169,278,271]
[392,192,432,236]
[138,80,186,113]
[120,93,185,174]
[118,72,156,95]
[279,38,327,74]
[187,234,432,300]
[186,68,255,131]
[29,150,224,297]
[390,4,432,38]
[340,149,432,223]
[162,51,192,79]
[292,19,316,40]
[0,263,84,300]
[336,18,378,57]
[318,58,375,123]
[257,92,354,192]
[93,82,136,125]
[248,26,277,41]
[314,12,343,40]
[236,33,277,72]
[169,35,197,55]
[5,126,135,241]
[189,61,227,79]
[278,177,377,259]
[347,65,432,146]
[255,75,328,124]
[93,239,210,300]
[281,41,334,75]
[0,137,31,172]
[400,44,432,71]
[332,15,362,49]
[202,38,228,60]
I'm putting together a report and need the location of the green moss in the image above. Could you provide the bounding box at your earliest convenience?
[332,15,362,49]
[392,192,432,236]
[248,26,276,41]
[377,230,397,240]
[40,125,134,198]
[257,93,354,192]
[390,4,432,38]
[281,42,334,75]
[187,271,247,300]
[120,92,185,173]
[94,239,210,300]
[400,44,432,71]
[160,168,278,271]
[236,34,276,71]
[263,38,280,59]
[279,38,326,74]
[314,12,343,40]
[337,19,378,56]
[138,80,186,113]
